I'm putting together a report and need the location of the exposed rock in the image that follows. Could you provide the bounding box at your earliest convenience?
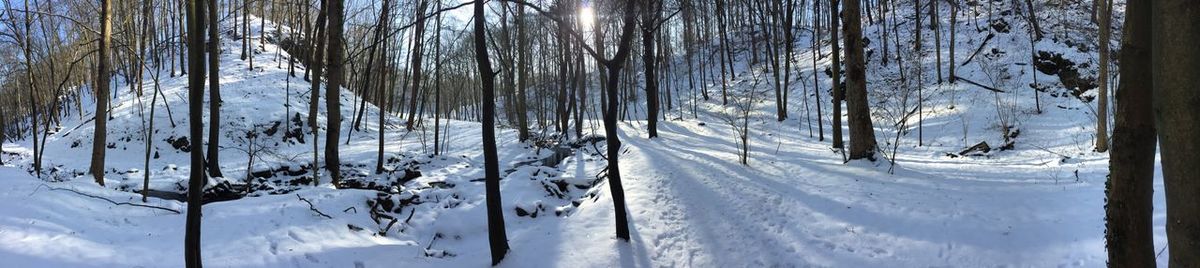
[1034,51,1097,101]
[959,141,992,156]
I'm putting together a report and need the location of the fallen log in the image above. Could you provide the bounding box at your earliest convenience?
[953,75,1006,93]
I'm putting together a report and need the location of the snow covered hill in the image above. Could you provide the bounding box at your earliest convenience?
[0,0,1171,267]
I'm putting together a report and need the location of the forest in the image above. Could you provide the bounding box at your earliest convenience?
[0,0,1196,266]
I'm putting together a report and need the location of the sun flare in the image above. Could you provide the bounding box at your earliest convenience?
[579,6,596,30]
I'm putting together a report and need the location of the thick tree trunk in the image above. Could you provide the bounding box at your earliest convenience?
[325,0,346,187]
[641,0,663,138]
[844,0,878,160]
[184,0,208,266]
[472,0,510,264]
[1095,0,1111,152]
[90,0,113,185]
[1151,0,1200,265]
[1103,0,1155,265]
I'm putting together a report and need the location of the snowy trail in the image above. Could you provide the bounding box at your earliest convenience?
[573,118,1118,267]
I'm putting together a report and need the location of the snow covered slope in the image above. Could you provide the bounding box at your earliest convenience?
[0,0,1170,267]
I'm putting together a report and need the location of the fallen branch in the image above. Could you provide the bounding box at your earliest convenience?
[404,207,416,224]
[953,75,1006,93]
[41,185,181,214]
[961,33,995,67]
[296,194,333,219]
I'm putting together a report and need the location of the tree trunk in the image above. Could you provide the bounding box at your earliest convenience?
[309,0,328,185]
[0,107,5,165]
[598,0,640,242]
[1094,0,1110,152]
[20,0,42,178]
[949,0,956,83]
[472,0,510,264]
[932,0,943,84]
[405,1,428,131]
[184,0,208,266]
[1104,0,1155,265]
[641,0,663,138]
[206,0,224,177]
[241,0,249,61]
[366,0,392,174]
[844,0,878,160]
[515,4,530,142]
[325,0,346,187]
[90,0,113,185]
[1151,0,1200,265]
[830,0,844,149]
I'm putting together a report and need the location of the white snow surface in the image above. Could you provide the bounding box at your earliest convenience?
[0,1,1171,267]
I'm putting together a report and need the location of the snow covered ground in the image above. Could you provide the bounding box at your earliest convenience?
[0,1,1171,267]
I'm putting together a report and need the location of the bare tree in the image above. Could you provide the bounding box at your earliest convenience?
[89,0,114,185]
[324,0,346,187]
[1104,0,1154,265]
[308,0,328,186]
[640,0,664,138]
[844,0,878,160]
[1152,0,1200,264]
[720,71,763,165]
[206,0,224,177]
[829,0,844,150]
[404,0,428,131]
[472,0,510,264]
[184,0,209,266]
[1094,0,1112,152]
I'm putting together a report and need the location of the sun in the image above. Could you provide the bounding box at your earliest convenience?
[579,6,596,30]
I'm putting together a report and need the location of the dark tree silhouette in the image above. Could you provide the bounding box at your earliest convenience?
[473,1,510,264]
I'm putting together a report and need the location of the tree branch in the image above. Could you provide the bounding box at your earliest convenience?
[39,185,181,214]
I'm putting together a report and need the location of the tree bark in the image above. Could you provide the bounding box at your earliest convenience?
[19,0,42,178]
[405,1,428,131]
[309,0,328,185]
[367,0,392,174]
[0,107,5,165]
[1151,0,1200,265]
[184,0,208,266]
[844,0,878,160]
[949,0,957,83]
[1094,0,1110,152]
[830,0,844,149]
[599,0,640,241]
[89,0,114,185]
[206,0,224,177]
[641,0,663,138]
[515,4,530,142]
[472,0,510,264]
[1103,0,1155,265]
[324,0,346,187]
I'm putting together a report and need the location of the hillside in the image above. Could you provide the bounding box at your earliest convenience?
[0,0,1174,267]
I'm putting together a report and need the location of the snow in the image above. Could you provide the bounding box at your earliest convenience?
[0,0,1171,267]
